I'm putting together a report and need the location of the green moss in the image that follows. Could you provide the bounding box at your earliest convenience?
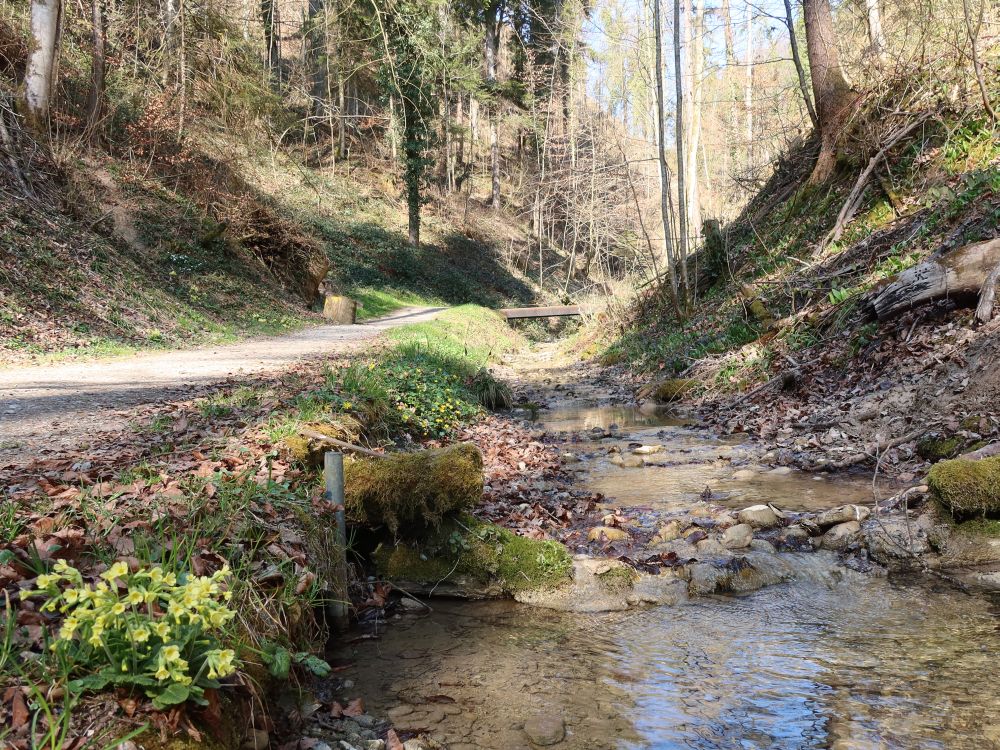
[954,517,1000,538]
[649,378,697,403]
[344,443,483,536]
[596,565,637,593]
[917,433,965,462]
[375,517,573,594]
[928,456,1000,518]
[282,417,363,467]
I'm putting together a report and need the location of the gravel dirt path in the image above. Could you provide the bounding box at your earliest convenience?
[0,307,442,460]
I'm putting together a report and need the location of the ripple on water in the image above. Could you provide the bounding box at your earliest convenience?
[332,574,1000,749]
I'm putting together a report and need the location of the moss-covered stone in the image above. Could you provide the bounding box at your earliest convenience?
[649,378,697,403]
[283,417,363,467]
[916,432,965,462]
[929,456,1000,517]
[345,443,483,536]
[596,565,637,593]
[375,517,573,595]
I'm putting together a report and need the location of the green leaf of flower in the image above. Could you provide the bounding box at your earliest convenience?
[150,682,190,710]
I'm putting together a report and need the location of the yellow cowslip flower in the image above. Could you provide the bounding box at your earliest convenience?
[161,645,181,662]
[154,664,171,681]
[131,627,150,643]
[126,590,144,605]
[59,618,79,640]
[101,561,130,581]
[121,660,129,673]
[111,602,127,616]
[63,589,80,605]
[147,567,164,584]
[36,573,59,588]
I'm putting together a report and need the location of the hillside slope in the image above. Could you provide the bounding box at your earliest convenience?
[0,122,538,364]
[599,106,1000,478]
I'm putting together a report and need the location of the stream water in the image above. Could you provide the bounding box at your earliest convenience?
[331,398,1000,749]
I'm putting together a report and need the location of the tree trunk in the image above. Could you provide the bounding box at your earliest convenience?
[783,0,818,129]
[86,0,106,134]
[720,0,735,66]
[652,0,680,306]
[865,0,886,60]
[686,0,704,245]
[803,0,855,183]
[485,6,502,209]
[22,0,62,131]
[743,0,753,165]
[866,239,1000,320]
[262,0,280,84]
[674,0,689,300]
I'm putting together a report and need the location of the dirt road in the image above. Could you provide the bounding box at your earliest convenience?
[0,307,442,460]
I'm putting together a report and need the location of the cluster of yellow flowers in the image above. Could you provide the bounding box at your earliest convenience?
[33,560,238,686]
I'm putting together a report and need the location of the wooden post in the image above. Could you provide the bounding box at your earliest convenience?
[324,451,350,632]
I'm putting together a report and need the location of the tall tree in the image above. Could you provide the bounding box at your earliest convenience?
[483,0,505,209]
[22,0,62,131]
[803,0,855,183]
[783,0,818,129]
[86,0,107,134]
[652,0,680,307]
[719,0,736,65]
[864,0,885,60]
[673,0,689,297]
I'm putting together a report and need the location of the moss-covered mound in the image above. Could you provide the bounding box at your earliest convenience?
[917,432,965,462]
[929,456,1000,517]
[375,516,573,595]
[283,417,363,467]
[650,378,697,403]
[345,443,483,535]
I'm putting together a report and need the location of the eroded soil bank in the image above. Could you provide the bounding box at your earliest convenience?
[310,343,1000,750]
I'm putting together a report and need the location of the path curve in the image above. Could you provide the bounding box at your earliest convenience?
[0,307,443,459]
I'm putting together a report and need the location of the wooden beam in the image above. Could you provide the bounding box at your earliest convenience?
[500,305,595,319]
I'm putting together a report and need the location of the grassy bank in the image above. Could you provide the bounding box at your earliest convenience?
[0,305,525,748]
[596,115,1000,392]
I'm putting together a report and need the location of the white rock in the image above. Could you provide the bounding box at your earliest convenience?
[721,523,754,549]
[815,504,871,528]
[820,521,861,551]
[737,505,780,529]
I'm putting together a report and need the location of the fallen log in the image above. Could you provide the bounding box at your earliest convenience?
[866,238,1000,320]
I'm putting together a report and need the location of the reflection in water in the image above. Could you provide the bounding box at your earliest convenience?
[536,402,875,513]
[333,571,1000,749]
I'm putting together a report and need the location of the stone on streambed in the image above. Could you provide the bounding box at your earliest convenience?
[632,445,663,455]
[862,515,931,565]
[649,520,683,546]
[737,505,781,529]
[375,516,572,597]
[523,714,566,746]
[610,453,645,468]
[721,523,754,549]
[732,468,758,481]
[345,443,483,536]
[687,552,793,595]
[516,556,687,611]
[819,521,861,551]
[588,526,630,543]
[814,504,870,528]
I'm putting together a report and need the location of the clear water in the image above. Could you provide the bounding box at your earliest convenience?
[332,570,1000,749]
[537,402,877,513]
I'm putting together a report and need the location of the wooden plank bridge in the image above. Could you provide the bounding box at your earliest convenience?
[500,304,596,320]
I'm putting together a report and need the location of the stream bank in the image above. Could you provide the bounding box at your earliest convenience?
[310,343,1000,750]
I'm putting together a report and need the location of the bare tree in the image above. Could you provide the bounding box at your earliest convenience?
[803,0,855,183]
[674,0,690,297]
[783,0,818,129]
[864,0,886,60]
[22,0,62,131]
[86,0,106,134]
[652,0,680,307]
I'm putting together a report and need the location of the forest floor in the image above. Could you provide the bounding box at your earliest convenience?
[0,307,441,464]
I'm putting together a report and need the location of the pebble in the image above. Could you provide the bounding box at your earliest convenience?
[721,523,753,549]
[820,521,862,551]
[242,729,270,750]
[588,526,630,542]
[737,505,780,529]
[523,714,566,746]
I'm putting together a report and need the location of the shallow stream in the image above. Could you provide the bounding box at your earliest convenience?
[332,397,1000,749]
